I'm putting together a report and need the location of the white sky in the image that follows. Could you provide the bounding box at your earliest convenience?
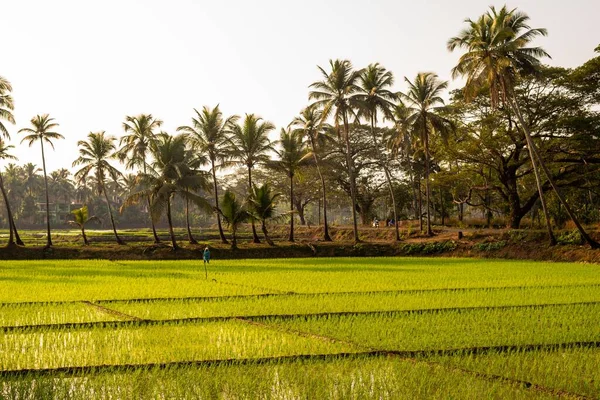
[2,0,599,172]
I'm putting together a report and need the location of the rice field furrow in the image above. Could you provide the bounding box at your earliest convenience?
[3,301,600,333]
[81,301,143,321]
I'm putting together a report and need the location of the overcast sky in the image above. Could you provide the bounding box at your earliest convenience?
[2,0,599,172]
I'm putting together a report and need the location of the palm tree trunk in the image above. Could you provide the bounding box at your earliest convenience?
[509,96,598,248]
[248,165,260,243]
[143,162,160,243]
[101,182,125,245]
[289,174,294,242]
[418,178,423,232]
[0,172,15,247]
[212,158,228,244]
[342,113,360,243]
[423,122,433,236]
[231,227,238,249]
[309,136,332,241]
[262,220,274,246]
[40,140,52,248]
[166,196,178,250]
[81,227,89,245]
[186,196,198,244]
[370,114,400,241]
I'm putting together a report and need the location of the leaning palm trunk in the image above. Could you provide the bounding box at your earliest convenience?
[143,163,160,243]
[101,184,125,245]
[370,115,400,241]
[261,221,274,246]
[247,166,260,244]
[40,141,52,248]
[81,227,89,245]
[289,175,294,242]
[211,159,228,244]
[0,172,15,246]
[166,197,178,250]
[423,122,433,236]
[508,96,599,248]
[308,136,332,241]
[342,114,360,243]
[185,196,198,244]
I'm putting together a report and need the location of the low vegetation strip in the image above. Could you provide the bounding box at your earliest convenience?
[3,301,600,333]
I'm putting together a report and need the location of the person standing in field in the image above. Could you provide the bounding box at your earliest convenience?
[203,246,210,265]
[202,246,210,279]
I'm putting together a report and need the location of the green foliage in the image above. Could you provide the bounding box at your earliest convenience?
[400,240,457,255]
[473,240,507,252]
[556,230,584,245]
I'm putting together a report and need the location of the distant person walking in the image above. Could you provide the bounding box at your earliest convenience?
[203,246,210,279]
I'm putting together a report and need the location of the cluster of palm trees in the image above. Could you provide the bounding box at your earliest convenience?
[1,5,596,249]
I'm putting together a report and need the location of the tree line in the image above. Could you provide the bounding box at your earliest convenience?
[1,5,600,249]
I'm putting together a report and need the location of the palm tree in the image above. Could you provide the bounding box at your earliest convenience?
[228,114,275,244]
[356,63,401,241]
[181,146,210,245]
[309,59,363,243]
[218,190,249,249]
[270,128,309,242]
[19,114,64,248]
[119,114,163,243]
[290,106,333,241]
[249,183,280,246]
[72,132,125,245]
[68,206,100,245]
[0,77,23,246]
[399,73,453,236]
[22,163,42,197]
[0,139,18,247]
[448,5,598,248]
[0,76,15,138]
[178,105,238,244]
[122,134,211,250]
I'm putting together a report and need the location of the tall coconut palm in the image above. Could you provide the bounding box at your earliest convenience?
[290,106,333,241]
[356,63,401,241]
[0,76,15,138]
[69,206,100,245]
[72,132,125,245]
[119,114,163,243]
[228,114,275,244]
[0,77,23,245]
[448,5,598,248]
[0,139,18,247]
[269,128,309,242]
[309,59,363,243]
[399,73,453,236]
[178,105,238,244]
[122,134,212,250]
[218,190,249,249]
[19,114,64,248]
[248,183,280,246]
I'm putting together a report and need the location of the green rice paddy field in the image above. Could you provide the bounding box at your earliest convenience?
[1,257,599,399]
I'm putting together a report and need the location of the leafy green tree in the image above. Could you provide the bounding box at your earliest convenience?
[178,105,238,244]
[269,128,309,242]
[218,190,249,249]
[228,114,275,244]
[19,114,64,248]
[290,106,333,241]
[0,139,18,246]
[248,183,280,246]
[68,206,100,245]
[398,73,453,236]
[356,63,401,240]
[309,59,363,243]
[119,114,163,243]
[448,5,598,248]
[73,132,125,245]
